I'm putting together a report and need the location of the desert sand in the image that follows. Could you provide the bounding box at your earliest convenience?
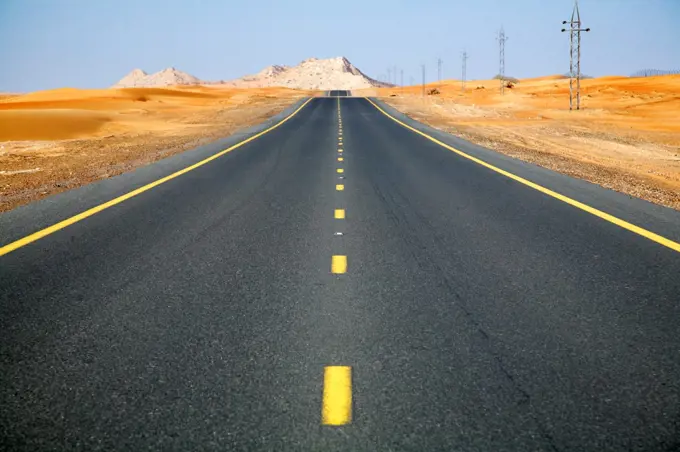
[0,86,313,211]
[355,75,680,209]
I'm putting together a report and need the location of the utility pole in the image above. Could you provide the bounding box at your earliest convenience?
[400,69,404,94]
[461,50,469,93]
[387,68,392,86]
[562,0,590,110]
[437,57,443,86]
[496,27,508,95]
[421,64,426,97]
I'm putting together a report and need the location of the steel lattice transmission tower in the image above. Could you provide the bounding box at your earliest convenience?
[562,0,590,110]
[496,27,508,95]
[461,51,469,93]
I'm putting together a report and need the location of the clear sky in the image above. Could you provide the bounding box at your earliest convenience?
[1,0,679,92]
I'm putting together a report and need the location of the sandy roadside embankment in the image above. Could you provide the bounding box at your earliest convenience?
[0,86,316,212]
[355,75,680,210]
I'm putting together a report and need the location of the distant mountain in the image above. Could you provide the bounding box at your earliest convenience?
[112,57,392,90]
[113,69,148,87]
[224,57,393,90]
[112,67,203,88]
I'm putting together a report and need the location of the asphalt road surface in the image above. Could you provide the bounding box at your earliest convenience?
[2,95,680,451]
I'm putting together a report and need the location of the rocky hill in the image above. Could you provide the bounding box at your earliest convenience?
[112,68,203,88]
[112,57,390,90]
[226,57,391,90]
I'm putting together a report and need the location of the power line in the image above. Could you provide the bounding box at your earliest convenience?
[461,50,469,93]
[496,27,508,95]
[562,0,590,110]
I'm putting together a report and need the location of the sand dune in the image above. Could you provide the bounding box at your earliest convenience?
[0,110,112,141]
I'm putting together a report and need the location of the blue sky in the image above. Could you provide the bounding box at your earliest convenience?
[1,0,678,92]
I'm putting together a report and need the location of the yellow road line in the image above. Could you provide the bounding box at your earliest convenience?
[338,149,343,153]
[337,169,344,174]
[336,184,345,191]
[335,209,345,219]
[331,255,347,274]
[0,98,315,257]
[322,366,352,425]
[338,157,344,162]
[365,98,680,254]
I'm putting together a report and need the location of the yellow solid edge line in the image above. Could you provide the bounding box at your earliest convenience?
[322,366,352,425]
[364,98,680,254]
[0,98,316,258]
[336,184,345,191]
[335,209,345,219]
[337,168,344,173]
[331,255,347,274]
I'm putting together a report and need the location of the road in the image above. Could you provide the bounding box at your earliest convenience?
[2,93,680,451]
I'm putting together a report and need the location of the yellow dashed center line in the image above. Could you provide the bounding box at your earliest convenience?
[326,98,351,427]
[322,366,352,425]
[331,255,347,273]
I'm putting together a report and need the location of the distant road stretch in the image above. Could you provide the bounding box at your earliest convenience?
[2,96,680,451]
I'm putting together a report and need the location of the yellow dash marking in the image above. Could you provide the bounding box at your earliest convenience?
[337,169,344,174]
[322,366,352,425]
[336,184,344,191]
[338,157,344,162]
[338,149,343,153]
[335,209,345,219]
[331,255,347,274]
[364,98,680,254]
[0,98,316,258]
